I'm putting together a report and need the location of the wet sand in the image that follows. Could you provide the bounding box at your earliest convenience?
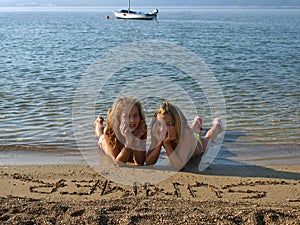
[0,164,299,224]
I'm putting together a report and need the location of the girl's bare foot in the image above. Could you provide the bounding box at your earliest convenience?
[213,118,223,132]
[204,118,223,141]
[191,116,203,134]
[94,116,104,138]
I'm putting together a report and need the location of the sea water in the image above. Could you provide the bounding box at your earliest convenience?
[0,7,299,165]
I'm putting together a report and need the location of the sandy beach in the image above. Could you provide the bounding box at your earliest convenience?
[0,163,299,224]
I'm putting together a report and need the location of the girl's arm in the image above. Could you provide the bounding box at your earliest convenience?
[146,143,162,165]
[115,146,132,164]
[99,137,125,164]
[160,126,185,169]
[163,142,185,170]
[117,122,147,165]
[133,149,146,165]
[132,120,147,165]
[164,127,196,170]
[146,126,184,168]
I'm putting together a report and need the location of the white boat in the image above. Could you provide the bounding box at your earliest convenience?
[113,0,158,20]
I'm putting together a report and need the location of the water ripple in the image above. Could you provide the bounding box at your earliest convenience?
[0,9,299,154]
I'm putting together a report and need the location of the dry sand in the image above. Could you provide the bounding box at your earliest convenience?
[0,163,300,224]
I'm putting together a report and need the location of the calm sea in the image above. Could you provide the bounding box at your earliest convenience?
[0,7,299,165]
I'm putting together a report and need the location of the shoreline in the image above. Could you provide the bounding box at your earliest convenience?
[0,164,299,224]
[0,143,299,167]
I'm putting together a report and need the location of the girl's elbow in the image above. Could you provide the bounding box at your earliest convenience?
[145,158,155,166]
[135,158,145,166]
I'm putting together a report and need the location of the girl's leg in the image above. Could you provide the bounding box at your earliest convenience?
[191,116,203,134]
[191,116,223,153]
[204,118,223,141]
[94,116,104,139]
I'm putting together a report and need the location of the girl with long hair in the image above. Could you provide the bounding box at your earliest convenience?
[94,96,147,165]
[146,101,223,169]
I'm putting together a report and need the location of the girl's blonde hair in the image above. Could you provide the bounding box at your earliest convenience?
[151,101,188,147]
[104,96,147,151]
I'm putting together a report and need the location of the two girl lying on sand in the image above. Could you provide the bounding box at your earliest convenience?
[94,96,223,170]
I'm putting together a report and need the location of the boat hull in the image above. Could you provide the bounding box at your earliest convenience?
[113,10,158,20]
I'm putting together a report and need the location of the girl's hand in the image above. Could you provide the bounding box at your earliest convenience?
[151,123,164,144]
[133,120,146,139]
[163,126,176,145]
[120,121,133,147]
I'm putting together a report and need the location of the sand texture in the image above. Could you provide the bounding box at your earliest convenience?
[0,164,300,224]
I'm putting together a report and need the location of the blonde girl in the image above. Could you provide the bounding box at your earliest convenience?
[146,101,223,169]
[94,96,147,165]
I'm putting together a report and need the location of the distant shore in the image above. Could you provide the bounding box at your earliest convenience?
[0,6,299,12]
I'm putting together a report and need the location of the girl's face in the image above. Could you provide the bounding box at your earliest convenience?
[121,105,141,132]
[154,112,175,140]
